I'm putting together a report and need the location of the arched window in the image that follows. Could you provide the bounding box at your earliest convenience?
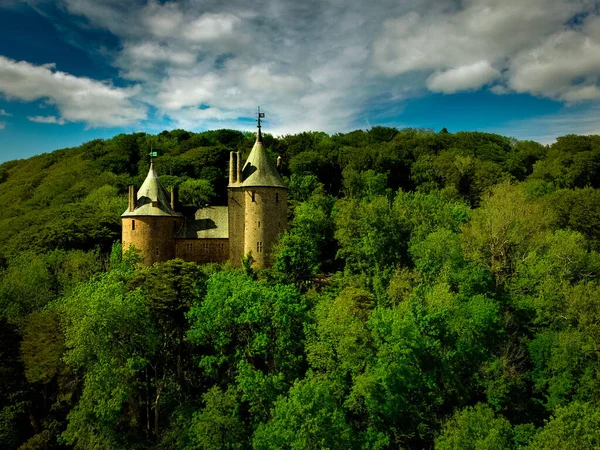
[132,220,135,230]
[275,193,279,203]
[251,191,256,202]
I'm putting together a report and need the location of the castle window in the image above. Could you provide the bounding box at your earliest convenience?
[152,201,158,207]
[132,220,135,230]
[155,247,159,256]
[187,243,193,253]
[203,243,210,254]
[257,242,263,253]
[258,221,261,228]
[276,193,279,203]
[251,191,256,202]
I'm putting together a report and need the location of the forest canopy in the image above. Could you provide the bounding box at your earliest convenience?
[2,128,600,449]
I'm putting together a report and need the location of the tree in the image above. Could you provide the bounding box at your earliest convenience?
[59,262,160,449]
[528,401,600,450]
[253,378,356,450]
[434,403,514,450]
[179,179,215,208]
[187,272,307,423]
[187,386,246,450]
[461,182,554,287]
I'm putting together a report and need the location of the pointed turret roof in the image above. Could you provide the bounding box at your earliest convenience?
[122,162,181,217]
[240,110,286,189]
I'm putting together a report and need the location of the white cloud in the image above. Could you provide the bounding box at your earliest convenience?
[122,43,196,66]
[27,115,66,125]
[373,0,600,100]
[0,109,10,116]
[427,61,501,94]
[508,29,600,101]
[0,56,146,127]
[185,13,241,42]
[12,0,600,135]
[0,122,5,130]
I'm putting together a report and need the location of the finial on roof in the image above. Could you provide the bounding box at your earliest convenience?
[149,145,158,166]
[256,106,265,143]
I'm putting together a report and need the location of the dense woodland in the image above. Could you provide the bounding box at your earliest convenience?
[2,127,600,449]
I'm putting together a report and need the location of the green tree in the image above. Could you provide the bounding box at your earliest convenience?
[434,403,514,450]
[187,386,246,450]
[179,179,216,208]
[528,401,600,450]
[187,272,307,423]
[253,378,356,450]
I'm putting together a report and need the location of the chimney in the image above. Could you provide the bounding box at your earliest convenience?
[236,151,242,184]
[170,187,178,211]
[128,185,135,212]
[229,151,235,185]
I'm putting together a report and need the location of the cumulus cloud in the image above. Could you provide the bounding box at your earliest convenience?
[0,56,146,127]
[374,0,600,101]
[27,115,66,125]
[0,109,10,116]
[0,122,5,130]
[427,61,501,94]
[8,0,600,133]
[508,29,600,102]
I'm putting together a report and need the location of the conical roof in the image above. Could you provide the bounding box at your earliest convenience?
[241,134,286,188]
[122,162,180,217]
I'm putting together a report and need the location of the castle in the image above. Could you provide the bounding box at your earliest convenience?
[121,116,288,268]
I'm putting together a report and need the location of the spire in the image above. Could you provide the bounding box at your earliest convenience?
[256,106,264,143]
[240,108,286,188]
[122,162,181,217]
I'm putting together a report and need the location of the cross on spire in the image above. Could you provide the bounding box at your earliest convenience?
[256,106,265,142]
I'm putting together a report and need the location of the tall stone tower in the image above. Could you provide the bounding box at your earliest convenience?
[121,162,183,265]
[228,109,287,268]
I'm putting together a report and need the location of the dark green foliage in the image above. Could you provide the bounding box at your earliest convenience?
[3,128,600,449]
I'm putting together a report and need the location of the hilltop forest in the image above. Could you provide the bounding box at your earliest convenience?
[2,127,600,449]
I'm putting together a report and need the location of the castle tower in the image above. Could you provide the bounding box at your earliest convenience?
[121,161,183,266]
[228,108,287,268]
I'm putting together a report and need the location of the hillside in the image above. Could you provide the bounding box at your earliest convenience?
[2,127,600,449]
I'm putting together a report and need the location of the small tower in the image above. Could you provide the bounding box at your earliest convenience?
[228,108,287,268]
[121,159,183,266]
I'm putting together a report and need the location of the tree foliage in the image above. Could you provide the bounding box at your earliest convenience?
[3,127,600,449]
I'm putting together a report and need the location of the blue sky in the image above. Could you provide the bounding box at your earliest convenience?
[1,0,600,163]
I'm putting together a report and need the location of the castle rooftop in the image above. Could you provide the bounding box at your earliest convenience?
[122,162,181,217]
[240,113,286,189]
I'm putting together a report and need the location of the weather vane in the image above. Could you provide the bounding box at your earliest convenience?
[257,106,265,129]
[149,143,157,163]
[256,106,265,141]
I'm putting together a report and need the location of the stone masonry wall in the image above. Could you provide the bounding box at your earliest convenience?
[243,187,287,269]
[122,216,182,266]
[175,238,229,264]
[228,187,245,267]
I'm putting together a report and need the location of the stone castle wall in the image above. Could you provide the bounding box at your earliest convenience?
[175,238,229,264]
[243,187,287,269]
[122,216,183,265]
[228,187,245,267]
